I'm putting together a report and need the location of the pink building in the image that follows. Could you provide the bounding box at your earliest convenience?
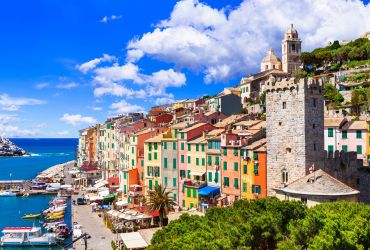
[177,122,215,207]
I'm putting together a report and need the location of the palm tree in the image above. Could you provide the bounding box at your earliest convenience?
[145,184,176,226]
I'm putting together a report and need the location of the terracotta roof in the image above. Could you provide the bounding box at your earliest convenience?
[170,121,194,129]
[249,121,266,130]
[207,129,224,136]
[277,169,359,196]
[324,117,346,127]
[180,122,207,132]
[341,120,366,130]
[188,136,207,144]
[144,134,162,143]
[244,138,267,150]
[134,128,156,136]
[234,120,262,127]
[214,114,248,128]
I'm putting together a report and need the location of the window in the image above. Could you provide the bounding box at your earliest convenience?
[233,148,238,156]
[188,144,191,151]
[187,170,190,179]
[164,158,168,168]
[208,172,212,182]
[234,178,239,188]
[328,128,334,137]
[173,193,177,201]
[181,143,185,150]
[252,185,261,194]
[243,165,247,174]
[223,177,229,187]
[148,153,152,161]
[243,183,247,192]
[201,144,205,152]
[313,98,316,107]
[154,143,158,150]
[181,133,185,139]
[356,130,362,139]
[154,167,160,177]
[328,145,334,152]
[357,145,362,155]
[208,156,212,166]
[173,159,177,169]
[140,173,144,180]
[163,142,167,149]
[193,189,197,198]
[187,188,191,197]
[234,162,238,171]
[141,160,144,167]
[196,158,199,166]
[154,152,158,160]
[180,170,186,178]
[202,158,205,166]
[196,144,199,151]
[131,147,134,153]
[342,131,347,139]
[214,172,219,183]
[147,166,153,177]
[188,156,191,164]
[124,172,127,179]
[282,170,288,184]
[155,180,158,187]
[342,145,348,152]
[131,159,134,167]
[254,164,259,175]
[282,102,286,109]
[149,180,153,190]
[173,142,177,150]
[164,177,168,186]
[132,136,135,142]
[223,148,227,156]
[173,178,177,187]
[215,156,220,165]
[253,152,258,161]
[312,124,316,129]
[181,155,185,163]
[223,162,227,170]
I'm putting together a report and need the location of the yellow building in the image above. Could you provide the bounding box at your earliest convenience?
[98,122,117,180]
[172,100,185,110]
[183,186,199,209]
[144,135,162,196]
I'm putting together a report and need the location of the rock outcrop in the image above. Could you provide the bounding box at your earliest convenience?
[0,136,29,156]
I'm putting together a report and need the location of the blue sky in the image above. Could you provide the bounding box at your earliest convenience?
[0,0,369,138]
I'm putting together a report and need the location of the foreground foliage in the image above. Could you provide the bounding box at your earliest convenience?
[148,199,370,250]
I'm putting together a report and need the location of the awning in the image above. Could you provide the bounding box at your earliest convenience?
[120,232,148,249]
[116,199,128,207]
[94,180,108,189]
[198,186,220,196]
[98,190,109,197]
[190,170,205,176]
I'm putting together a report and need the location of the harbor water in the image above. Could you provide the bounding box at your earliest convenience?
[0,138,78,250]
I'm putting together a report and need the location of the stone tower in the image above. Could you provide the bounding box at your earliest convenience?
[282,24,302,74]
[265,77,324,196]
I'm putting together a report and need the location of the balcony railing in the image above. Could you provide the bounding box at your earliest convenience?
[183,179,206,188]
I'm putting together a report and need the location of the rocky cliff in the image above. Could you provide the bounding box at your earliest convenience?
[0,136,29,156]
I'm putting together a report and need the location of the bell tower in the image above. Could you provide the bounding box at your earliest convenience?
[282,24,302,74]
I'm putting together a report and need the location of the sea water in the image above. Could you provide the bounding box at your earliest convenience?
[0,138,77,250]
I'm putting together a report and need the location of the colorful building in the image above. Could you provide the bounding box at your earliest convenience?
[144,135,162,196]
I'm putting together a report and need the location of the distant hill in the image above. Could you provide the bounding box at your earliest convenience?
[0,136,29,156]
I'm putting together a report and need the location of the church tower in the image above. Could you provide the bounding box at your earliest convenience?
[282,24,302,74]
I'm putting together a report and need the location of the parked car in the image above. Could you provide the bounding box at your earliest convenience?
[76,198,86,205]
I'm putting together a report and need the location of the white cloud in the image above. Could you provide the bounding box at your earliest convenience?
[60,113,97,126]
[56,130,69,136]
[77,54,117,73]
[35,83,49,89]
[94,83,146,98]
[100,15,122,23]
[56,82,79,89]
[155,97,176,106]
[91,107,102,111]
[127,0,370,82]
[0,114,42,138]
[93,62,143,84]
[110,100,145,114]
[0,94,45,111]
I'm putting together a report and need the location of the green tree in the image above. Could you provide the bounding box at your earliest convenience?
[145,184,176,227]
[292,69,307,83]
[324,83,344,107]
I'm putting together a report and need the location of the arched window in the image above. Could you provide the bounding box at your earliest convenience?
[281,169,288,184]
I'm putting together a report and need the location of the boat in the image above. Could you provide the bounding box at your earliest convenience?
[43,205,66,215]
[0,226,56,246]
[45,214,64,220]
[31,182,47,190]
[22,213,41,219]
[103,194,115,202]
[0,191,17,197]
[55,224,70,240]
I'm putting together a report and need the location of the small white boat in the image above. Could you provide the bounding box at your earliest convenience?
[0,226,56,246]
[0,191,17,197]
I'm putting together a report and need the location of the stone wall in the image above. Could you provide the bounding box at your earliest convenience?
[265,78,324,196]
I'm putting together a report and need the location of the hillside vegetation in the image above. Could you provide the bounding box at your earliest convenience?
[148,198,370,250]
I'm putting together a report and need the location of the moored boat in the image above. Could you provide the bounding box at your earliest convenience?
[22,213,41,219]
[0,226,56,246]
[0,191,17,197]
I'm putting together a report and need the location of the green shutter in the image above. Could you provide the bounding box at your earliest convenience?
[131,147,134,153]
[192,189,197,198]
[196,158,199,166]
[141,160,144,166]
[201,144,205,152]
[328,145,334,152]
[215,156,219,165]
[208,156,212,165]
[253,152,258,161]
[181,143,184,150]
[132,159,134,166]
[164,177,168,186]
[124,185,126,194]
[342,131,347,139]
[234,162,238,171]
[173,178,177,187]
[163,142,167,149]
[154,152,157,160]
[173,142,177,150]
[181,155,185,163]
[155,180,158,187]
[181,133,185,139]
[202,158,205,166]
[174,193,177,201]
[214,172,219,183]
[223,162,227,170]
[357,145,362,154]
[242,183,247,192]
[187,188,191,197]
[173,158,177,169]
[208,172,212,182]
[196,144,199,151]
[328,128,334,137]
[356,130,362,139]
[188,144,191,151]
[233,148,238,156]
[342,145,348,152]
[149,180,153,190]
[223,148,227,156]
[148,153,152,160]
[154,143,158,150]
[124,172,127,179]
[254,164,259,175]
[187,170,190,179]
[243,165,247,174]
[234,178,239,188]
[188,156,191,163]
[164,158,168,168]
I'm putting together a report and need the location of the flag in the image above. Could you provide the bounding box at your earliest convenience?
[309,164,315,173]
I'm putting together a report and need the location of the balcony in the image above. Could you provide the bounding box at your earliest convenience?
[183,179,206,188]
